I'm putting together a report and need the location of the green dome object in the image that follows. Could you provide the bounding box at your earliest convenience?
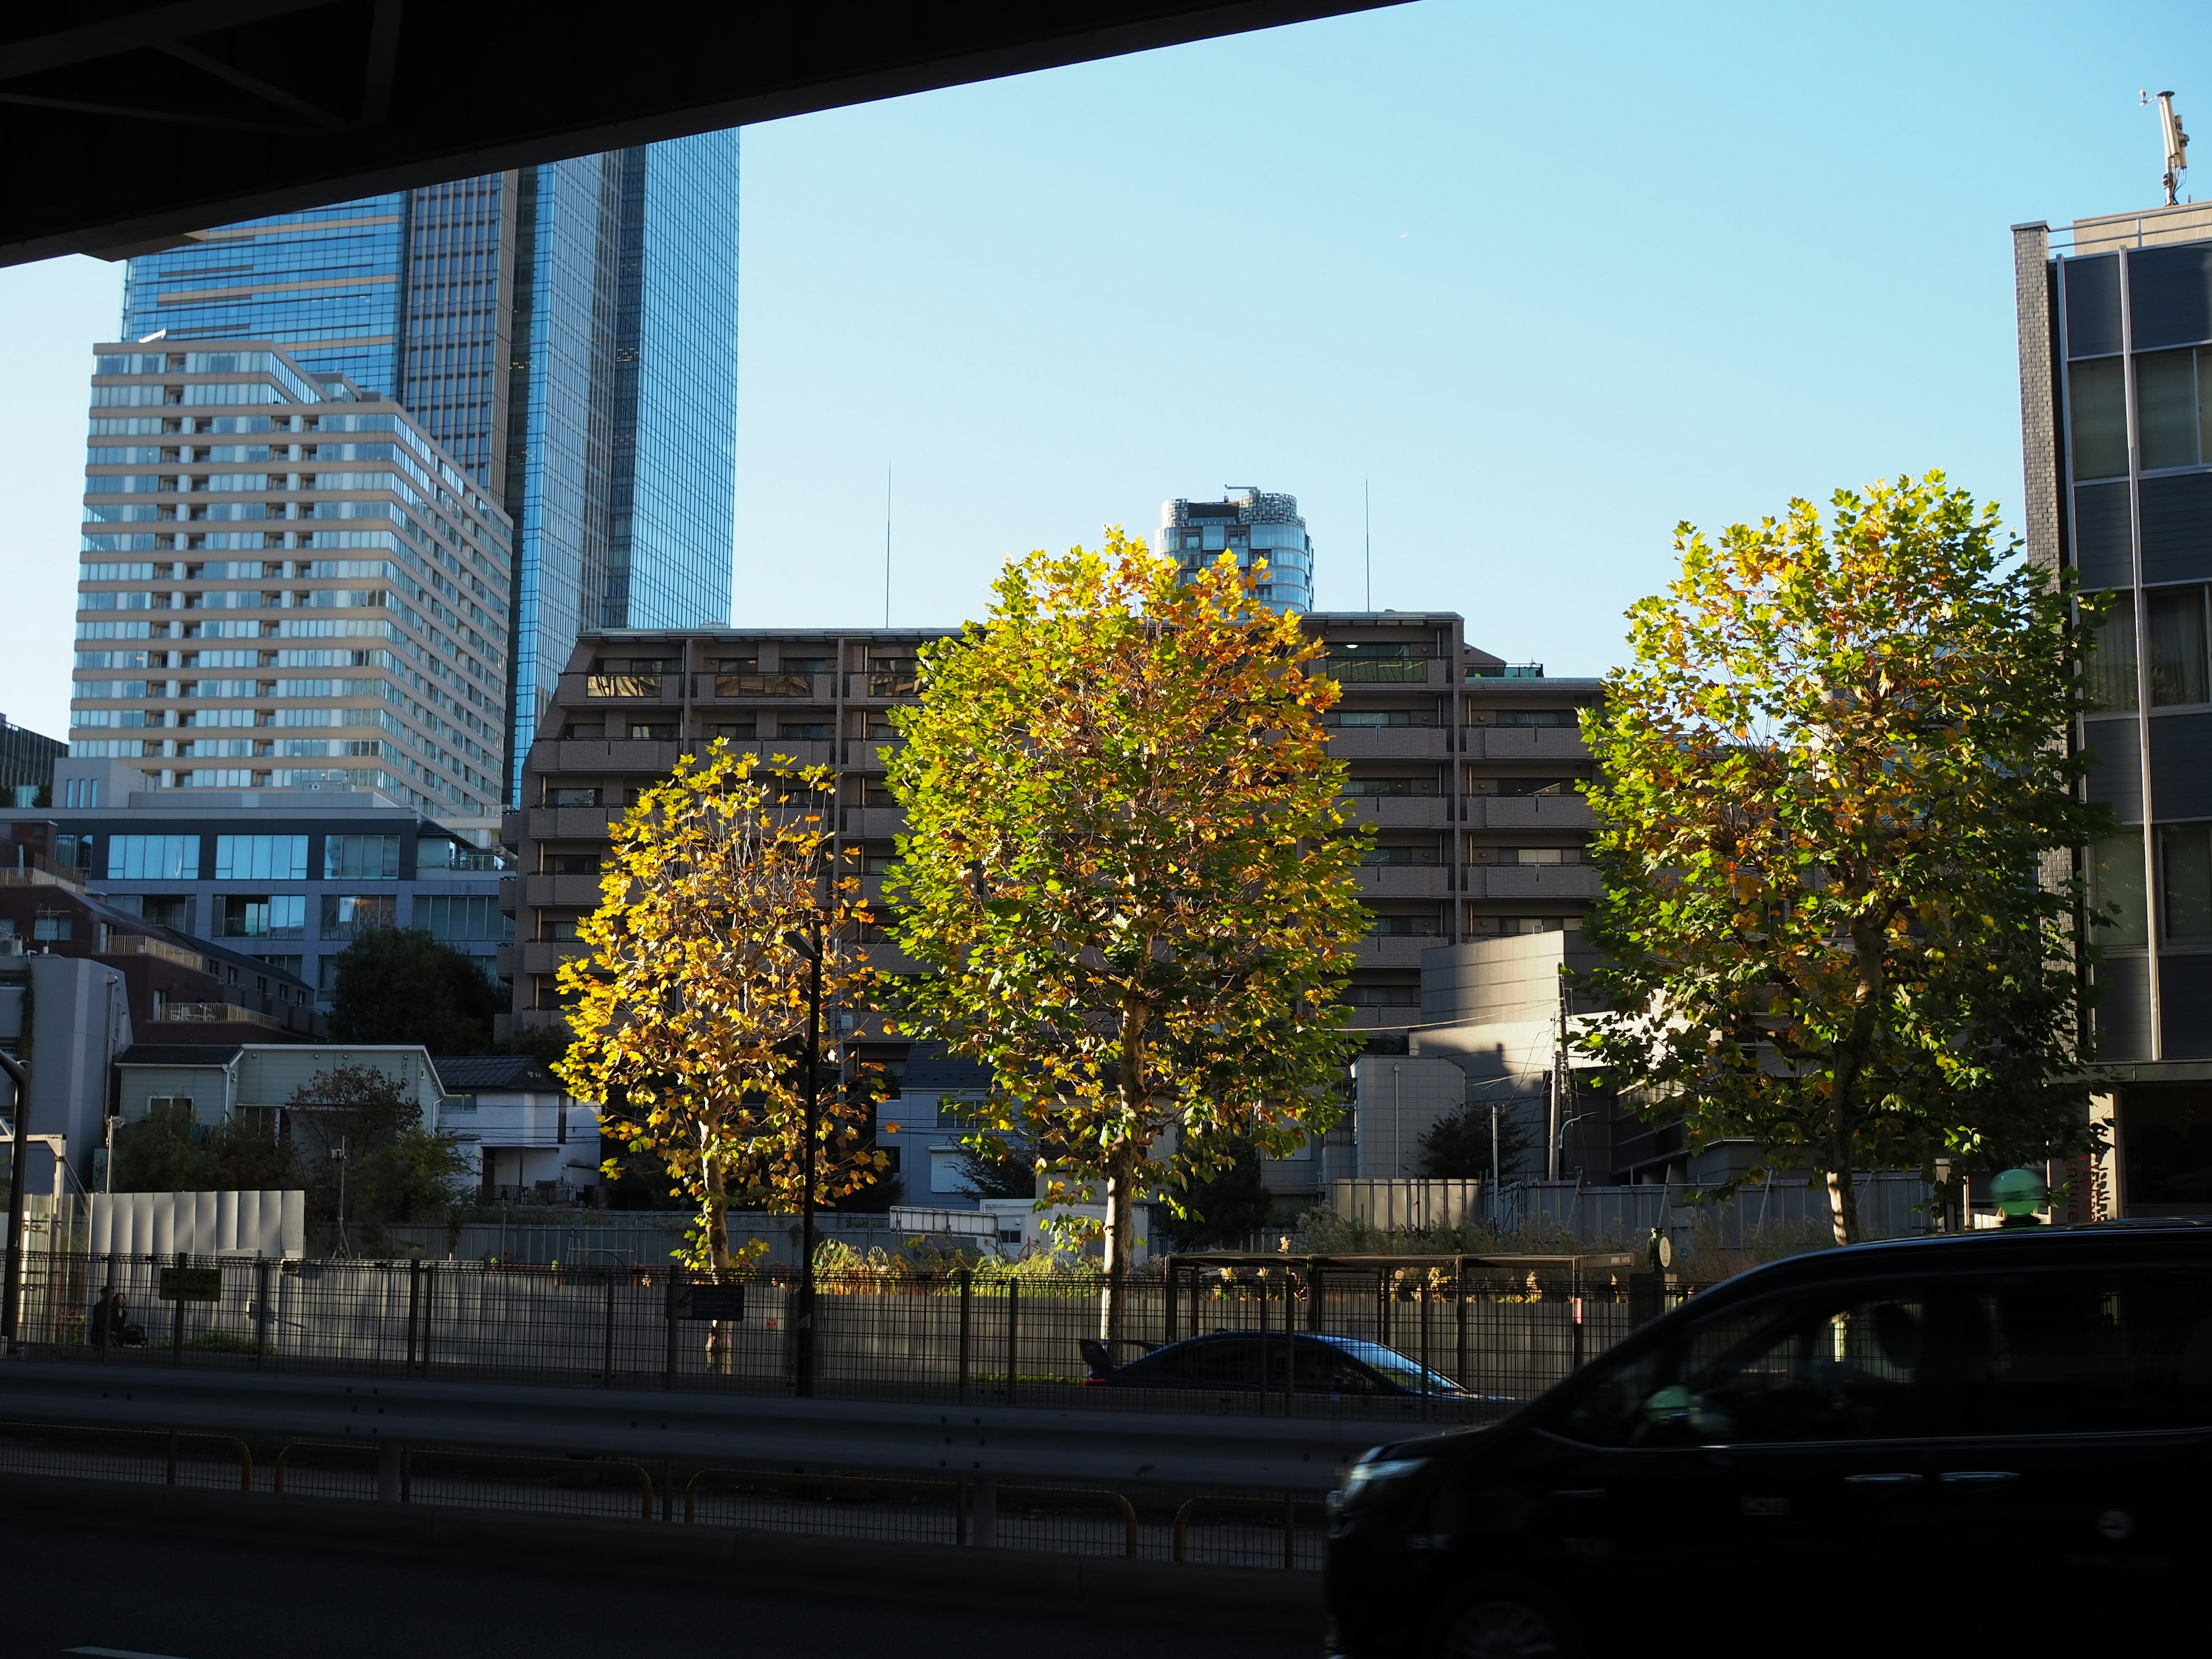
[1991,1168,2046,1218]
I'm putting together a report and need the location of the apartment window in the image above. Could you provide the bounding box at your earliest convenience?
[1468,775,1586,797]
[2090,834,2149,948]
[415,894,512,942]
[1366,912,1442,936]
[544,853,601,875]
[861,778,899,808]
[32,914,73,942]
[1328,709,1428,728]
[1343,777,1442,797]
[863,846,896,875]
[2070,357,2127,481]
[625,722,679,741]
[708,719,757,740]
[1469,708,1578,728]
[778,720,831,741]
[323,834,400,879]
[321,894,396,939]
[1362,843,1441,866]
[782,656,834,676]
[219,894,305,939]
[214,834,308,880]
[1468,846,1586,866]
[2087,594,2139,713]
[2147,586,2210,707]
[539,915,582,942]
[586,673,661,699]
[105,834,199,880]
[2161,824,2212,943]
[2135,346,2212,471]
[544,786,601,806]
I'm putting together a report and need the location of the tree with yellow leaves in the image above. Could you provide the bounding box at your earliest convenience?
[555,744,884,1315]
[886,531,1369,1337]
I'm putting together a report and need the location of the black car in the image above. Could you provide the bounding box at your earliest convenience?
[1080,1330,1482,1403]
[1325,1224,2212,1657]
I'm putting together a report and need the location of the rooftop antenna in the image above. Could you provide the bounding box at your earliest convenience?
[1364,478,1372,612]
[2150,90,2190,206]
[883,463,892,628]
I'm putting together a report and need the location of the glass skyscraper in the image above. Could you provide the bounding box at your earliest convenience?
[1158,489,1315,614]
[119,136,740,800]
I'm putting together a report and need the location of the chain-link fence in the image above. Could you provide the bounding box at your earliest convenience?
[12,1251,1696,1421]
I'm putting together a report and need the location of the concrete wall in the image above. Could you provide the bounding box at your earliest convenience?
[0,955,133,1184]
[1351,1056,1467,1179]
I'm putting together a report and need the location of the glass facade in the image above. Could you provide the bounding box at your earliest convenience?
[1157,489,1315,614]
[120,136,740,805]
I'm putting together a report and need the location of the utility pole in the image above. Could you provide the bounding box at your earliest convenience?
[1,1051,30,1347]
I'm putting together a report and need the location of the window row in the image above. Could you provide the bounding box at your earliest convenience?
[101,832,408,882]
[2092,825,2212,945]
[2071,346,2212,480]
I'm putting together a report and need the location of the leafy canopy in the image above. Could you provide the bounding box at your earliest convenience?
[885,530,1369,1300]
[555,743,883,1273]
[328,927,503,1052]
[1576,474,2111,1241]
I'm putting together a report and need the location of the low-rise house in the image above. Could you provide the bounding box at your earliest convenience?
[431,1054,601,1202]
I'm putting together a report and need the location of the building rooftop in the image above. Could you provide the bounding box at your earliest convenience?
[433,1054,563,1092]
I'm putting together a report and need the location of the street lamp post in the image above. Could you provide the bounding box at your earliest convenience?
[1,1050,31,1348]
[795,912,823,1397]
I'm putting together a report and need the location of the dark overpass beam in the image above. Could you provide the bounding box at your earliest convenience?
[0,0,1409,267]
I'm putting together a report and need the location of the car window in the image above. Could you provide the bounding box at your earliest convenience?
[1945,1266,2212,1434]
[1159,1337,1262,1386]
[1551,1287,1927,1447]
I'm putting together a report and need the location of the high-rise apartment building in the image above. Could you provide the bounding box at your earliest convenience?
[71,343,511,832]
[2014,199,2212,1219]
[116,136,741,800]
[1159,490,1315,613]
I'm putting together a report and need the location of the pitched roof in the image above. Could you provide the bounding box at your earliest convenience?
[432,1054,562,1092]
[116,1042,245,1067]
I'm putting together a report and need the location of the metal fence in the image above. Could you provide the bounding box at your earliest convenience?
[7,1251,1690,1423]
[1328,1172,1937,1246]
[0,1418,1325,1571]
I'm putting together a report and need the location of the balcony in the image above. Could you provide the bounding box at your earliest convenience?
[843,740,902,770]
[1345,794,1451,829]
[1354,864,1452,898]
[1325,726,1450,760]
[157,1001,282,1030]
[1461,726,1590,762]
[1322,657,1438,685]
[96,933,206,970]
[1353,934,1441,968]
[701,672,815,699]
[581,673,665,700]
[522,873,607,907]
[520,940,587,976]
[525,805,623,840]
[1463,795,1595,831]
[1463,865,1600,901]
[497,874,517,916]
[841,806,906,838]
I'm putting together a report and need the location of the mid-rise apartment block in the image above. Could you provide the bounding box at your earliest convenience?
[2016,199,2212,1218]
[71,342,512,835]
[116,136,743,800]
[0,714,65,806]
[1160,490,1315,614]
[501,616,1601,1042]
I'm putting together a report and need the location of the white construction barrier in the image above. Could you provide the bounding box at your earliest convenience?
[86,1190,305,1257]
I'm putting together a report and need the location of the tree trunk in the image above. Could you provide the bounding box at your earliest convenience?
[1824,1166,1859,1247]
[704,1155,732,1374]
[1099,1141,1142,1343]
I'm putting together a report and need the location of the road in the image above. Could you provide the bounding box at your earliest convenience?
[10,1517,1311,1659]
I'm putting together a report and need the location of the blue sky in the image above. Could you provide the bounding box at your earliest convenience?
[0,0,2204,737]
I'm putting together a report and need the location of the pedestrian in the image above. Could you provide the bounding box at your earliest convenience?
[89,1286,124,1347]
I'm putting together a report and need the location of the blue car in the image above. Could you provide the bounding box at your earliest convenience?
[1080,1330,1496,1403]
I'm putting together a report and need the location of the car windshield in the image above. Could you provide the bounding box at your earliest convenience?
[1321,1338,1464,1393]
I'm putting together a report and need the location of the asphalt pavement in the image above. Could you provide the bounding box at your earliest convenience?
[10,1517,1312,1659]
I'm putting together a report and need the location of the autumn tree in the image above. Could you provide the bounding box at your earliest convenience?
[556,744,884,1292]
[1577,474,2112,1243]
[885,531,1369,1334]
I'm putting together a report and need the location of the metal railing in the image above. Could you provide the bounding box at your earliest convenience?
[7,1251,1689,1422]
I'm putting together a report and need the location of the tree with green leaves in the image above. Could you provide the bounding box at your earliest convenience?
[885,530,1369,1334]
[555,744,884,1290]
[328,927,503,1053]
[1577,474,2113,1243]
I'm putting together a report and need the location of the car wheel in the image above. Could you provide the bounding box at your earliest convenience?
[1441,1599,1564,1659]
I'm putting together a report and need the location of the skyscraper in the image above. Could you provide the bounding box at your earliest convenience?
[117,136,740,799]
[1157,489,1315,613]
[71,342,510,830]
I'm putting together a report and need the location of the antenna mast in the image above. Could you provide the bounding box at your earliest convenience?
[2157,90,2190,206]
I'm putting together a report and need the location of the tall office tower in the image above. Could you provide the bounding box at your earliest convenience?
[1158,489,1315,614]
[2014,199,2212,1220]
[72,343,512,834]
[116,135,741,800]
